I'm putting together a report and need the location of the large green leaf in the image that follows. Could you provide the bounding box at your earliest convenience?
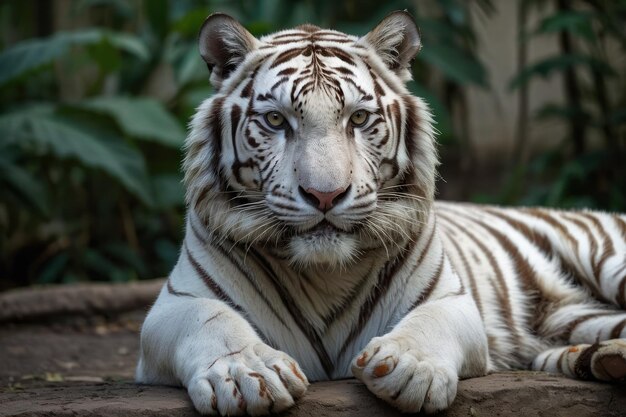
[419,42,488,87]
[0,104,56,142]
[144,0,169,40]
[535,103,591,123]
[415,18,461,45]
[534,11,595,41]
[74,97,185,147]
[0,151,49,215]
[37,253,71,284]
[101,242,148,277]
[509,53,616,90]
[0,107,154,205]
[152,174,184,209]
[171,8,212,37]
[76,0,135,20]
[0,29,149,87]
[176,44,208,88]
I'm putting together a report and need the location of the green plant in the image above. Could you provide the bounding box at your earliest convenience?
[0,1,207,288]
[0,0,493,289]
[502,0,626,210]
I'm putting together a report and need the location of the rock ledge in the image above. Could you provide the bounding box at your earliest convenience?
[0,281,623,417]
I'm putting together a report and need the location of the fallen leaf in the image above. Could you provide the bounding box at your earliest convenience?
[64,376,105,383]
[7,383,24,391]
[44,372,64,382]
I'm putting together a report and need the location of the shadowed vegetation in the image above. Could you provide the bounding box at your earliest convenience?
[0,0,624,289]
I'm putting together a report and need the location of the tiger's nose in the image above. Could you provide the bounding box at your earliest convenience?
[298,186,350,213]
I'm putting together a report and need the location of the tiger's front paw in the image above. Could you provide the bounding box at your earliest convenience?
[187,343,309,416]
[352,336,458,414]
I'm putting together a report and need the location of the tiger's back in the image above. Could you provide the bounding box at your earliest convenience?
[137,11,626,416]
[437,202,626,371]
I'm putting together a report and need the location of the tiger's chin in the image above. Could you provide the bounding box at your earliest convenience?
[287,226,360,269]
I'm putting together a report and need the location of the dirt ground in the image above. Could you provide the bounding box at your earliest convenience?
[1,280,624,417]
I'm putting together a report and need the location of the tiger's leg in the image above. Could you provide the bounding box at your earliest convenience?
[532,340,626,382]
[536,303,626,381]
[137,289,308,416]
[351,292,488,414]
[542,303,626,343]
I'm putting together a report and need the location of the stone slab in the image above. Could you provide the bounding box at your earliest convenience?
[0,281,624,416]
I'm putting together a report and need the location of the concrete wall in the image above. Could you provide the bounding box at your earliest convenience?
[467,1,566,163]
[465,1,624,163]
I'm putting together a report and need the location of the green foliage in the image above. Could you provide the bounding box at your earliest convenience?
[0,2,192,288]
[0,30,149,87]
[2,0,622,289]
[509,53,616,90]
[501,0,626,211]
[0,0,492,289]
[74,97,185,148]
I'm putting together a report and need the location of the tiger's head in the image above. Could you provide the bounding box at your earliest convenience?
[184,11,438,268]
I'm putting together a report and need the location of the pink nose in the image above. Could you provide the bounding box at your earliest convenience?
[300,186,349,212]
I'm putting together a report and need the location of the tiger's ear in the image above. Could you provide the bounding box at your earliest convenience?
[198,13,259,87]
[362,11,421,77]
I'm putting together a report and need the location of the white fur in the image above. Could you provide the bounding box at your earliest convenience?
[138,12,626,417]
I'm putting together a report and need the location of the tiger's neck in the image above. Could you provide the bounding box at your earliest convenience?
[177,208,441,378]
[236,218,431,331]
[260,246,394,319]
[185,206,435,326]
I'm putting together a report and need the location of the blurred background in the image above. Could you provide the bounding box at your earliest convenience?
[0,0,624,290]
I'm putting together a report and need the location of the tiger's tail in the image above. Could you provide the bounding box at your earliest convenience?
[531,339,626,382]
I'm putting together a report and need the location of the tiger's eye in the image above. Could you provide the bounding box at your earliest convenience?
[265,111,285,128]
[350,110,369,126]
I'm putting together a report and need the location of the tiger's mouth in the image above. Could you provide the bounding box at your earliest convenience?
[285,219,361,267]
[302,219,351,236]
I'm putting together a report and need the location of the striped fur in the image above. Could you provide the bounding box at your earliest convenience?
[137,12,626,416]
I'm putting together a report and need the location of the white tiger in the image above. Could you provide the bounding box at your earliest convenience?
[136,11,626,415]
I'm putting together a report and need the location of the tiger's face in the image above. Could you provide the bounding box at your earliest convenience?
[184,12,437,267]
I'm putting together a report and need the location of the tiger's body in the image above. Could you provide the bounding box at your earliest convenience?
[137,11,626,415]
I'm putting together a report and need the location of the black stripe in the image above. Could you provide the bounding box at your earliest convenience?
[167,279,196,298]
[561,311,618,341]
[248,247,334,378]
[270,47,307,69]
[207,97,226,191]
[437,212,524,356]
[483,208,553,257]
[469,214,560,330]
[185,242,243,312]
[441,230,483,318]
[488,208,609,303]
[277,67,298,76]
[188,220,291,330]
[581,213,615,282]
[338,238,419,359]
[184,239,277,346]
[385,223,437,322]
[611,318,626,338]
[408,253,444,310]
[556,349,566,373]
[241,79,254,98]
[618,274,626,308]
[562,213,600,282]
[523,208,580,255]
[230,104,242,162]
[574,342,601,380]
[320,269,372,329]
